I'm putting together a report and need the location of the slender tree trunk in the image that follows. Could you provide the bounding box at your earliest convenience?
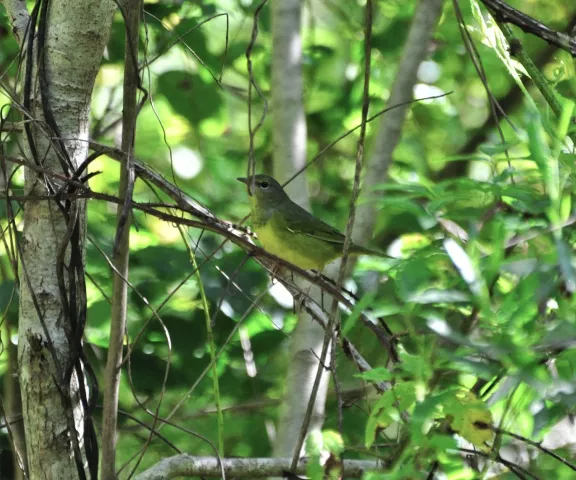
[271,0,331,462]
[271,0,310,207]
[354,0,445,242]
[3,0,116,477]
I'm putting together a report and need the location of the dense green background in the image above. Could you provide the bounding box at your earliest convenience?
[1,0,576,478]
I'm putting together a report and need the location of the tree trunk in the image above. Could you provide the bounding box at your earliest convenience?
[354,0,445,242]
[4,0,116,477]
[271,0,331,462]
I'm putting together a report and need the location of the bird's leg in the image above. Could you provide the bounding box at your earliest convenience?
[293,291,306,315]
[269,262,285,283]
[310,269,326,309]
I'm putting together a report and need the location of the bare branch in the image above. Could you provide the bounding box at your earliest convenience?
[134,455,383,480]
[480,0,576,56]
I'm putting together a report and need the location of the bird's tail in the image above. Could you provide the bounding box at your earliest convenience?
[350,244,389,258]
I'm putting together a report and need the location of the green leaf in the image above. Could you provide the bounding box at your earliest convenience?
[355,367,392,383]
[365,382,416,448]
[478,141,519,156]
[443,391,493,451]
[406,288,469,304]
[322,430,344,455]
[342,291,376,336]
[158,71,222,124]
[555,237,576,293]
[395,257,434,302]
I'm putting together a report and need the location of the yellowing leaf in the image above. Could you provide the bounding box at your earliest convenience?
[445,391,493,452]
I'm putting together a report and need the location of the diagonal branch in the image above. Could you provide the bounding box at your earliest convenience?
[480,0,576,56]
[3,150,399,374]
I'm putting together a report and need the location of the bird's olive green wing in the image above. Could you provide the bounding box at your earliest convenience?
[279,201,347,244]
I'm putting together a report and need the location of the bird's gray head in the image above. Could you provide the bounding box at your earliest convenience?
[237,174,289,207]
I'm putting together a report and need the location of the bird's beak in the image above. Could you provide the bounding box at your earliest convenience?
[237,177,253,196]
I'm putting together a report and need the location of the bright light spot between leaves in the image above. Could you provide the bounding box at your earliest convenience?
[269,282,293,309]
[444,238,478,290]
[345,63,359,80]
[427,316,452,336]
[547,298,559,310]
[413,83,445,102]
[239,326,257,378]
[417,60,441,83]
[220,300,234,318]
[387,237,404,258]
[170,146,203,180]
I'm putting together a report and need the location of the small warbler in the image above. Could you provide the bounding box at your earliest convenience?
[238,174,387,271]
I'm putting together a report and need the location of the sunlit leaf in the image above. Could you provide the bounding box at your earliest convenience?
[444,392,493,452]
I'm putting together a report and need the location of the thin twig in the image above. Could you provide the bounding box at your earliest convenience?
[493,427,576,472]
[100,0,142,477]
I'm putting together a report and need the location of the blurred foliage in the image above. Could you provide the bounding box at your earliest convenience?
[1,0,576,478]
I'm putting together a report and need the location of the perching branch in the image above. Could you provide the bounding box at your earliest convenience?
[3,150,398,382]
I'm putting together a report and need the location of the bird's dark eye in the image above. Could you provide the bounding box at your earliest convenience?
[260,181,270,189]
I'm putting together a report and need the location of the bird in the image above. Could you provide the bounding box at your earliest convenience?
[237,174,387,271]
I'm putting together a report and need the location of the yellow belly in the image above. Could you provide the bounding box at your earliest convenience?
[255,221,335,271]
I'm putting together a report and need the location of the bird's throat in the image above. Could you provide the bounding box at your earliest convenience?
[250,196,278,228]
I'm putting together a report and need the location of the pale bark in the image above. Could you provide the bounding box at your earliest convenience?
[271,0,331,462]
[354,0,445,243]
[134,455,381,480]
[3,0,29,44]
[272,0,310,208]
[272,282,332,459]
[4,0,116,478]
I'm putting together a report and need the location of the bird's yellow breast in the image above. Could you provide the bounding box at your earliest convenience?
[249,196,342,271]
[255,221,325,270]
